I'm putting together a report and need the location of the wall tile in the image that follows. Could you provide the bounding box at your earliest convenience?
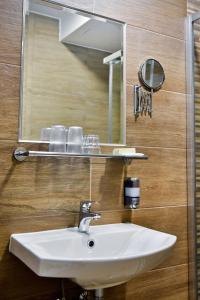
[187,0,199,14]
[91,159,125,211]
[0,142,90,219]
[132,206,188,268]
[128,147,187,207]
[127,86,186,149]
[126,25,186,94]
[53,0,94,12]
[0,257,81,300]
[104,264,188,300]
[0,64,20,141]
[94,0,186,40]
[91,147,187,209]
[0,0,22,65]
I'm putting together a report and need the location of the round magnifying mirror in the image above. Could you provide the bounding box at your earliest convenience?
[139,59,165,91]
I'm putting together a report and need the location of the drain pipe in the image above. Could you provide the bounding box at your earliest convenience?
[94,289,104,300]
[56,279,66,300]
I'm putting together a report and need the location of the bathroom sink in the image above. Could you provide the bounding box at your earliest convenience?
[9,223,176,289]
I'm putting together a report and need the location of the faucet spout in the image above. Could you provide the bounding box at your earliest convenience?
[79,213,101,234]
[78,201,101,234]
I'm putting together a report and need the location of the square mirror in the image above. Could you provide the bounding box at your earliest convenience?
[19,0,126,146]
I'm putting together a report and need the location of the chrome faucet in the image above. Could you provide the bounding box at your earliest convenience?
[78,201,101,234]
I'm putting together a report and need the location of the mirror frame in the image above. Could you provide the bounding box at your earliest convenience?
[138,58,165,91]
[18,0,127,147]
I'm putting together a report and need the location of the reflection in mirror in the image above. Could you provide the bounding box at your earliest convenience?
[139,59,165,91]
[20,0,126,145]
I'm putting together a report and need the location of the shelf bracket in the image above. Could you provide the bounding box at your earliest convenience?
[13,147,29,162]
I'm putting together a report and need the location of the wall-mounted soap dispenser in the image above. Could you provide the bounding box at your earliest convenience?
[124,177,140,209]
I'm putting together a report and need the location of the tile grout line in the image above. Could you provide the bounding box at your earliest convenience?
[147,262,188,273]
[126,84,187,97]
[0,205,187,224]
[127,23,186,43]
[0,204,187,222]
[0,62,21,68]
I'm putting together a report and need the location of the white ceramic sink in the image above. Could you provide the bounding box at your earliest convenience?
[9,223,176,289]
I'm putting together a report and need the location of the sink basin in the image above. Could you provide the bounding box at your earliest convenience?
[9,223,176,290]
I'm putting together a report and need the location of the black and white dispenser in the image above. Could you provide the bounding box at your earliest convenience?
[124,177,140,209]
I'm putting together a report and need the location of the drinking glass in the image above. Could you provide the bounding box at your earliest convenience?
[65,128,69,152]
[67,126,83,153]
[49,125,66,152]
[40,127,51,142]
[82,135,101,154]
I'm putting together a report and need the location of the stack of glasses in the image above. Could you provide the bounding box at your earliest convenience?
[40,125,101,154]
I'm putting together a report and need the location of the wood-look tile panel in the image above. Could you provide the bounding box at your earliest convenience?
[127,25,186,94]
[104,264,188,300]
[0,142,90,219]
[0,0,22,65]
[91,147,187,209]
[0,258,81,300]
[187,0,200,14]
[132,206,188,268]
[91,159,124,211]
[129,147,187,207]
[94,0,186,40]
[0,261,80,300]
[53,0,94,12]
[0,64,20,141]
[127,87,186,149]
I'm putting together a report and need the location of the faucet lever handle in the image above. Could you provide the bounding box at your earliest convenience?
[80,200,93,213]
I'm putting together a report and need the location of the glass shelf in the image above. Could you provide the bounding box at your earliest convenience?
[13,147,148,162]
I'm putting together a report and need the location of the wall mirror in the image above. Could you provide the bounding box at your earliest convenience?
[138,59,165,91]
[19,0,126,145]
